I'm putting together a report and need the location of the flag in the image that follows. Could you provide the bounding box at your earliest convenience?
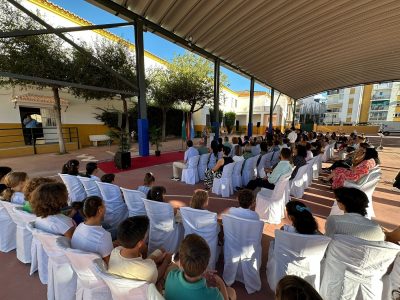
[181,116,186,141]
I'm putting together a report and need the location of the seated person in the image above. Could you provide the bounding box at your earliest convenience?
[61,159,81,176]
[137,172,155,196]
[172,140,199,181]
[23,177,57,213]
[71,196,113,263]
[31,182,76,238]
[204,147,233,189]
[305,143,313,161]
[0,172,28,205]
[227,189,259,221]
[232,142,244,162]
[83,162,100,181]
[275,275,323,300]
[189,189,209,210]
[242,144,253,160]
[290,144,307,180]
[282,201,319,235]
[222,136,232,150]
[165,234,236,300]
[0,166,12,194]
[196,140,209,155]
[108,216,173,286]
[147,186,167,202]
[101,173,115,184]
[246,148,293,190]
[325,187,384,241]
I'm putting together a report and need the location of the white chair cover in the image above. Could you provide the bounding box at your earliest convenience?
[382,254,400,300]
[222,214,264,294]
[93,258,164,300]
[96,182,128,228]
[305,156,318,187]
[120,188,147,217]
[59,173,87,203]
[289,164,309,198]
[29,222,77,300]
[312,155,322,180]
[257,153,269,178]
[343,168,381,219]
[181,155,200,184]
[78,176,101,197]
[12,206,36,264]
[179,207,219,269]
[267,229,331,291]
[242,155,260,186]
[321,145,331,163]
[26,222,48,284]
[266,151,281,169]
[212,162,235,197]
[0,201,17,252]
[320,234,400,300]
[58,238,112,300]
[198,153,210,181]
[232,160,245,190]
[143,199,183,253]
[255,173,291,224]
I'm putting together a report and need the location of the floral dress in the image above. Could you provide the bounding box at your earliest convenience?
[331,159,376,189]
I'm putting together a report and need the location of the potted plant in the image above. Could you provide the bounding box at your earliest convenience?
[110,130,131,169]
[149,126,162,156]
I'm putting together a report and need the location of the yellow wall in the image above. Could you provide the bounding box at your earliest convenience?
[314,125,379,134]
[0,123,25,148]
[64,124,110,147]
[359,84,373,122]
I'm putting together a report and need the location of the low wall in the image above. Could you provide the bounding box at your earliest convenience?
[313,125,380,135]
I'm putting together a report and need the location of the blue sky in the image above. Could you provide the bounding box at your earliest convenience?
[50,0,268,92]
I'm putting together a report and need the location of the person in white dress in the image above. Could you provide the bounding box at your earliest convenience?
[0,171,28,205]
[172,140,199,181]
[71,196,113,263]
[31,182,76,239]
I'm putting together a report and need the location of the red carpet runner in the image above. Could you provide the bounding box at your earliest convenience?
[98,151,184,174]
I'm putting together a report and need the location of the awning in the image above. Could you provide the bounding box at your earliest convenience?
[12,93,69,107]
[88,0,400,99]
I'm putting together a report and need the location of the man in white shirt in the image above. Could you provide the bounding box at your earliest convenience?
[287,127,298,146]
[71,196,113,263]
[171,140,199,181]
[228,189,259,220]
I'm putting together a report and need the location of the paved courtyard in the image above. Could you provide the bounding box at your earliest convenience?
[0,135,399,299]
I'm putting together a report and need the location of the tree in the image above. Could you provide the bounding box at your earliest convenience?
[148,67,178,141]
[167,52,228,115]
[224,112,236,134]
[70,41,137,135]
[0,2,71,153]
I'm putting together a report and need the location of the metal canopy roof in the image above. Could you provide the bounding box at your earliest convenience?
[88,0,400,99]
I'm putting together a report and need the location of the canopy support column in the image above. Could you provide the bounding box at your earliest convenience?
[134,20,149,156]
[248,77,254,137]
[213,58,220,140]
[292,99,297,128]
[269,88,274,134]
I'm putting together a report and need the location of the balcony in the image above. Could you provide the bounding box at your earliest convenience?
[370,106,389,111]
[373,83,393,89]
[372,95,391,100]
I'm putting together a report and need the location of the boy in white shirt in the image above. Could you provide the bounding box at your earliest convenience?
[228,189,259,221]
[108,216,173,286]
[71,196,113,263]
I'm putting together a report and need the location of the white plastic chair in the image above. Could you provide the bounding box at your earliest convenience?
[343,168,381,219]
[58,238,112,300]
[28,222,77,300]
[320,234,400,300]
[267,229,331,291]
[93,258,164,300]
[78,176,101,197]
[266,151,280,169]
[59,173,87,203]
[232,160,245,190]
[198,153,210,181]
[289,164,309,199]
[257,153,269,178]
[120,188,147,217]
[12,206,36,264]
[212,162,235,197]
[255,173,291,224]
[305,156,318,187]
[179,207,219,269]
[242,155,260,186]
[181,155,200,184]
[222,214,264,294]
[96,182,128,228]
[0,201,18,252]
[382,254,400,300]
[143,199,183,253]
[321,145,331,163]
[312,155,322,180]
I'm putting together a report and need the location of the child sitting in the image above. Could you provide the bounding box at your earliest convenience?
[189,189,209,210]
[137,172,155,196]
[0,166,12,194]
[165,234,236,300]
[147,186,166,202]
[108,216,173,286]
[282,201,319,235]
[84,162,100,181]
[228,189,259,221]
[71,196,113,263]
[23,177,56,213]
[0,172,28,205]
[101,173,115,184]
[31,182,76,238]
